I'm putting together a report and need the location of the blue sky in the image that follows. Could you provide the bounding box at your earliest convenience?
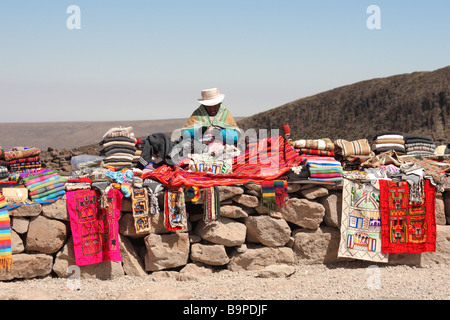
[0,0,449,122]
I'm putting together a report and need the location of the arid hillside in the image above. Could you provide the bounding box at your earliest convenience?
[237,66,450,144]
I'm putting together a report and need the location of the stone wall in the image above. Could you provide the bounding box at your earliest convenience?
[2,183,450,281]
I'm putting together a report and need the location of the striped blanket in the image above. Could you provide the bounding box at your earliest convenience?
[0,208,12,271]
[23,170,66,202]
[304,156,343,182]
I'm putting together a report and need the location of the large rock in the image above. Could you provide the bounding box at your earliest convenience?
[232,194,259,208]
[177,262,214,281]
[11,229,24,254]
[220,205,250,219]
[218,186,244,201]
[257,264,296,278]
[195,217,247,247]
[0,254,53,281]
[300,187,329,200]
[319,192,342,228]
[26,215,67,254]
[245,215,291,247]
[195,186,244,204]
[435,194,446,226]
[52,237,124,279]
[9,203,42,217]
[190,243,230,266]
[444,192,450,224]
[119,234,147,277]
[228,245,294,271]
[292,227,341,264]
[144,232,190,271]
[119,213,151,238]
[11,216,29,234]
[278,198,325,229]
[41,196,69,221]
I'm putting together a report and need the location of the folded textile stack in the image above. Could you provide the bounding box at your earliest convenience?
[292,138,335,157]
[0,166,9,182]
[99,127,137,168]
[304,156,343,182]
[404,134,437,157]
[132,138,145,167]
[372,132,405,155]
[3,147,41,179]
[23,170,66,202]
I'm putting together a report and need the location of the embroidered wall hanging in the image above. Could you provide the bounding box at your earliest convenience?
[338,178,389,263]
[379,179,436,253]
[131,187,151,233]
[66,188,123,266]
[164,188,186,231]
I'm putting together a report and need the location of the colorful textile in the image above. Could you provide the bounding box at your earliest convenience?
[23,170,58,186]
[142,136,302,188]
[0,208,12,271]
[260,180,289,212]
[24,170,66,202]
[338,179,388,263]
[379,179,436,253]
[131,188,151,233]
[334,139,371,157]
[8,156,40,165]
[0,195,6,209]
[66,188,123,266]
[203,186,220,223]
[164,188,186,231]
[3,147,41,161]
[30,185,65,200]
[304,156,343,182]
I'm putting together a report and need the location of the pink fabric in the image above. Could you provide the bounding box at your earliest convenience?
[66,188,123,266]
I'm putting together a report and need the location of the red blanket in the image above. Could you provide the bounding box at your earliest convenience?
[142,136,302,187]
[379,179,436,253]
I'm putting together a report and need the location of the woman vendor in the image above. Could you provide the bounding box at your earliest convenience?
[181,88,242,148]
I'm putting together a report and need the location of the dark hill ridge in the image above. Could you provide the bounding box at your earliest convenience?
[237,66,450,144]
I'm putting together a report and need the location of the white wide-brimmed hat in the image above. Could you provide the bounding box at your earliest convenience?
[197,88,225,106]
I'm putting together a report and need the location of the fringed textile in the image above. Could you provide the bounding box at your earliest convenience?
[203,186,220,223]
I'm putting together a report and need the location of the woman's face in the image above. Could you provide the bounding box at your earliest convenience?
[204,104,220,116]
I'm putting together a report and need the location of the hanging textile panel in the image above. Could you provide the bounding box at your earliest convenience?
[0,208,12,271]
[164,188,186,232]
[338,178,389,263]
[131,187,151,233]
[203,186,220,223]
[66,188,123,266]
[379,179,436,253]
